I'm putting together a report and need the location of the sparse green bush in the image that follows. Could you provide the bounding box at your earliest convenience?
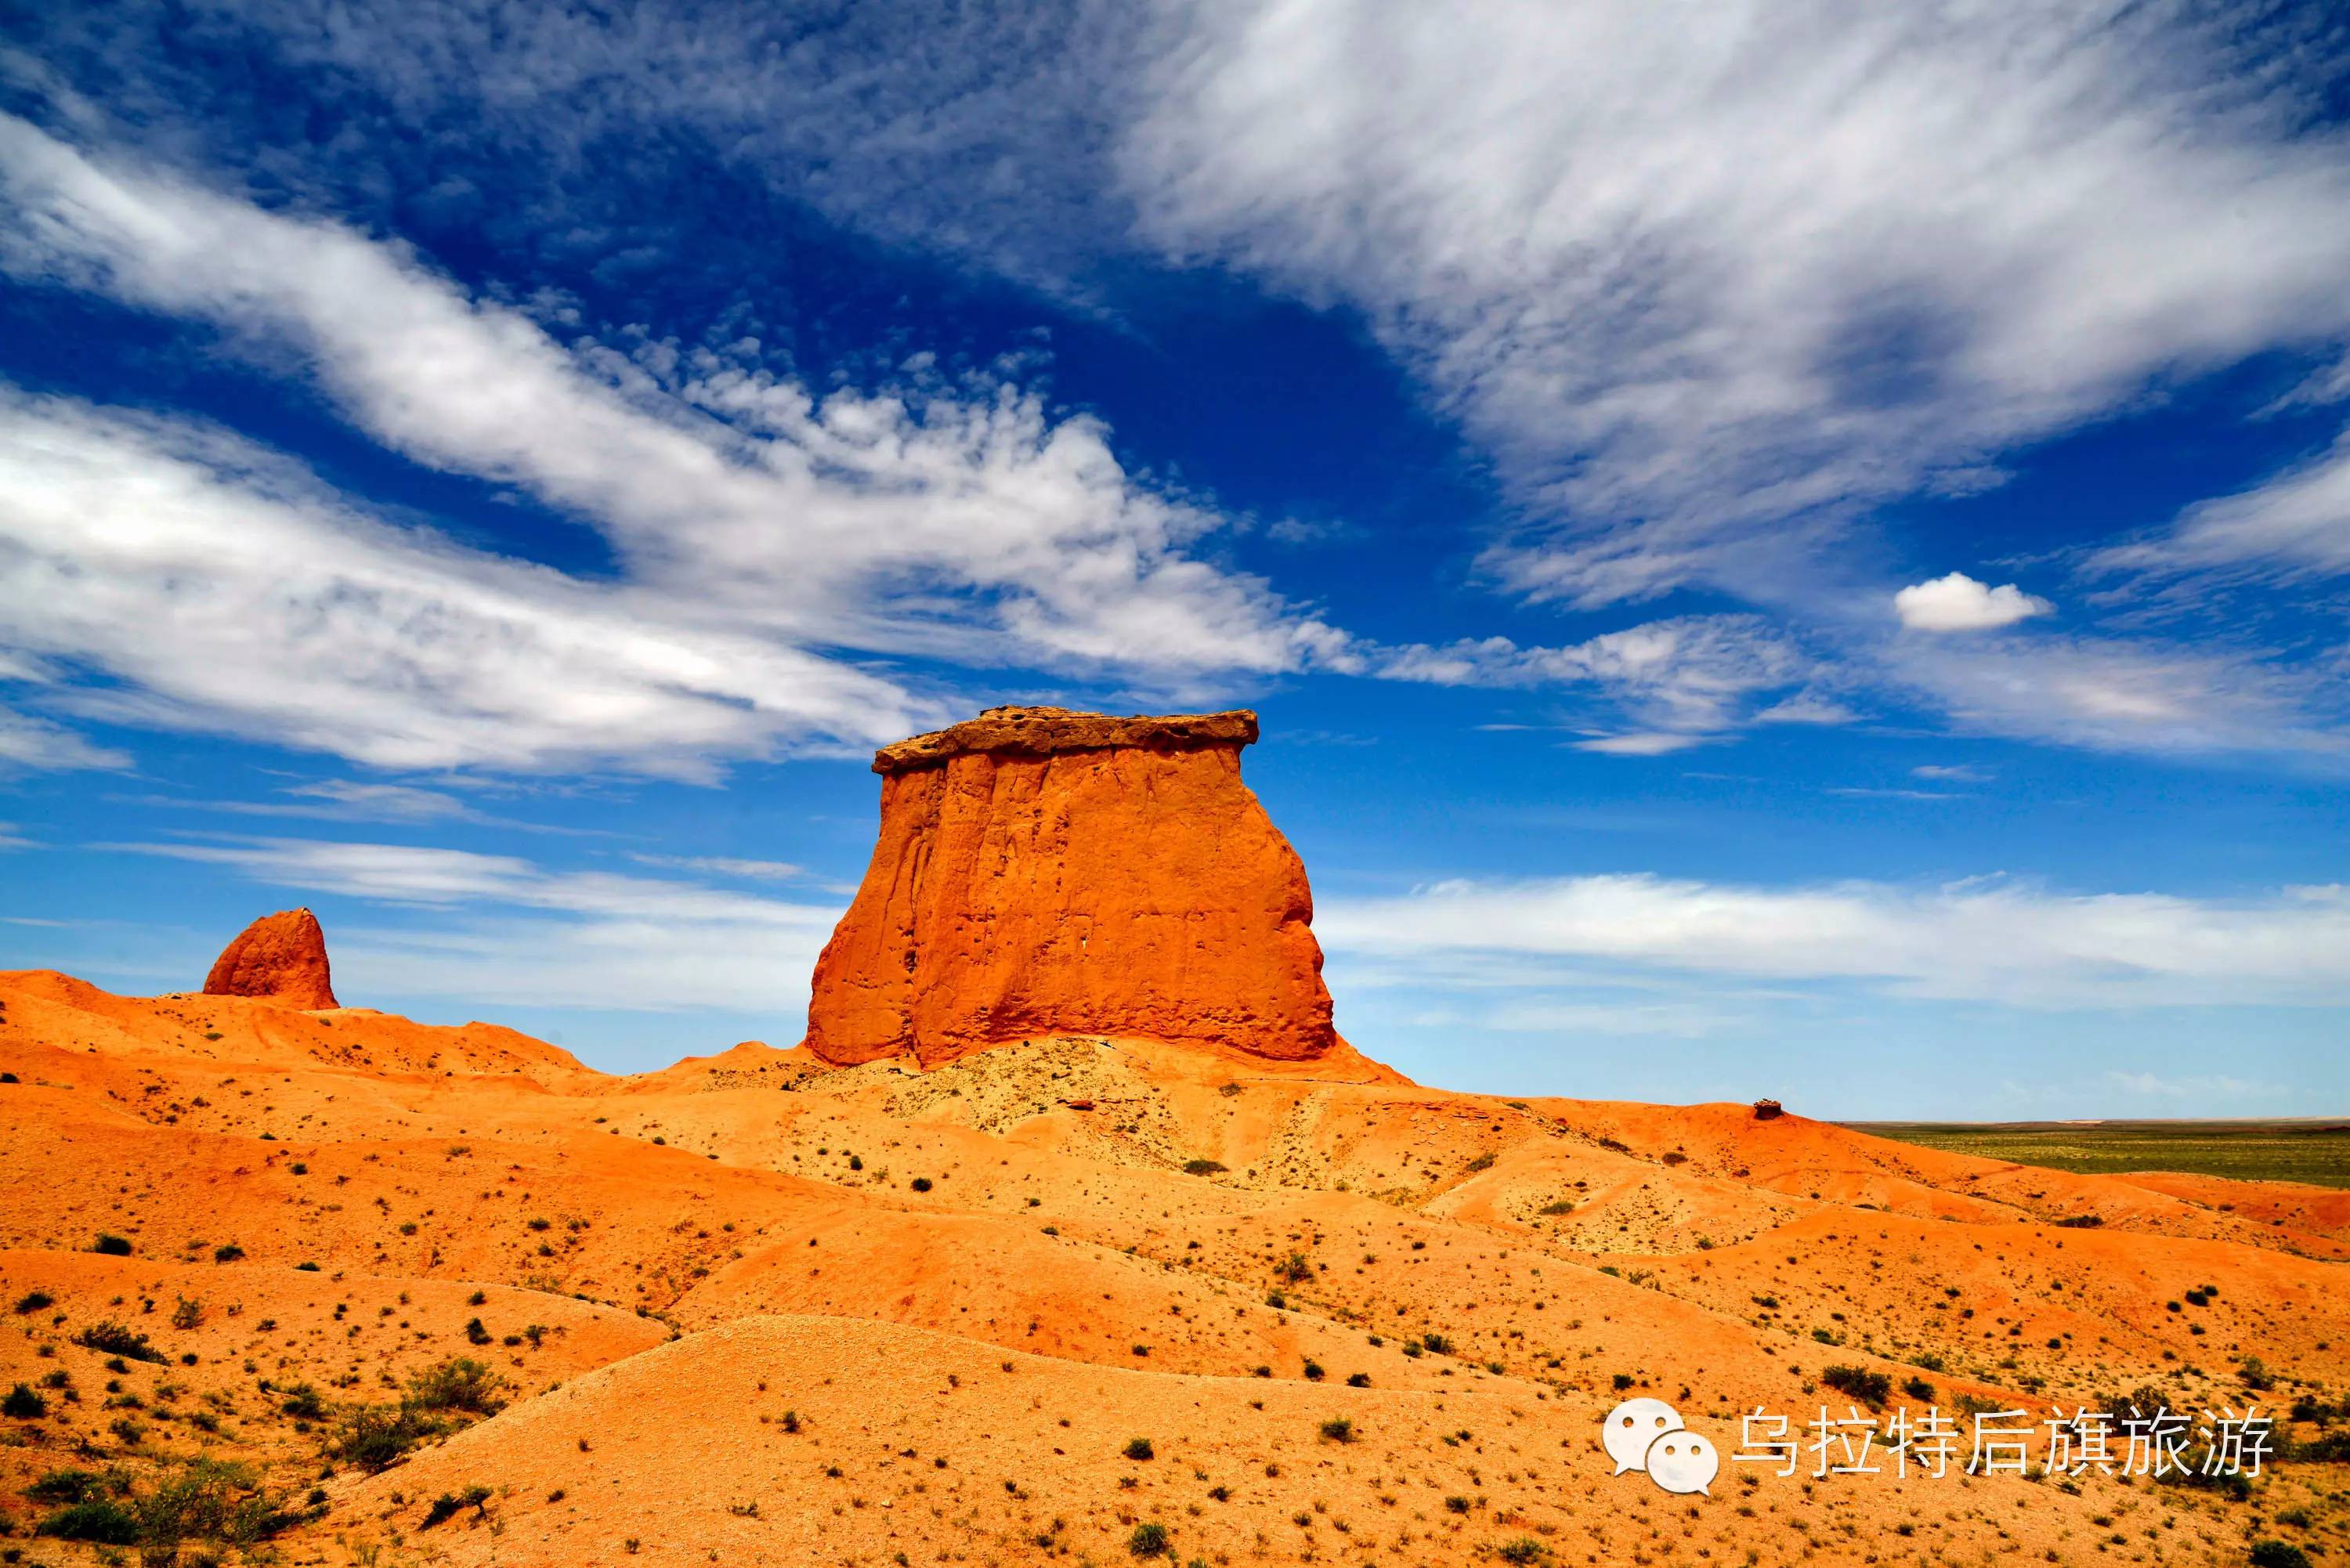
[5,1381,47,1418]
[1464,1151,1496,1173]
[92,1234,132,1256]
[280,1383,327,1421]
[212,1244,244,1263]
[407,1357,508,1414]
[1496,1537,1548,1564]
[75,1321,166,1364]
[1820,1365,1892,1405]
[29,1468,113,1503]
[1124,1436,1155,1461]
[909,1176,933,1191]
[421,1486,491,1528]
[13,1289,54,1313]
[1318,1417,1354,1443]
[2250,1543,2312,1568]
[1183,1159,1227,1176]
[329,1404,447,1472]
[36,1497,139,1543]
[1127,1521,1170,1557]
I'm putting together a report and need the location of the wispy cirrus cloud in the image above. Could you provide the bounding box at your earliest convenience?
[2093,428,2350,581]
[1119,2,2350,608]
[1319,873,2350,1010]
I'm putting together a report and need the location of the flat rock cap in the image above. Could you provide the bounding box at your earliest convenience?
[873,706,1258,775]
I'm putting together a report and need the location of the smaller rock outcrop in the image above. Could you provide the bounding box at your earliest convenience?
[204,909,338,1010]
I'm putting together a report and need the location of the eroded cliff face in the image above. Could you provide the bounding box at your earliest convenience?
[804,707,1336,1067]
[204,907,339,1010]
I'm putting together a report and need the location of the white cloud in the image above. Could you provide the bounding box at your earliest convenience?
[278,782,477,822]
[1119,2,2350,605]
[627,854,802,881]
[1912,764,1990,782]
[1318,874,2350,1008]
[1893,573,2054,632]
[0,392,927,777]
[1889,634,2345,759]
[1372,614,1824,750]
[1573,732,1712,758]
[0,701,128,771]
[2094,428,2350,579]
[0,113,1344,771]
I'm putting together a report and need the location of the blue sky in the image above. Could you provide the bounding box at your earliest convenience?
[2,2,2348,1117]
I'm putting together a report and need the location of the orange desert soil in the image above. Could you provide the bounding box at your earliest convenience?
[3,970,2345,1566]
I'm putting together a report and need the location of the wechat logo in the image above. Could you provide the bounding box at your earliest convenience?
[1603,1397,1719,1496]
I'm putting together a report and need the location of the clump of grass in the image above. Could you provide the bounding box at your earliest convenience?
[35,1497,140,1544]
[75,1322,166,1364]
[1126,1520,1170,1557]
[1819,1364,1892,1406]
[408,1357,508,1414]
[421,1486,491,1528]
[330,1405,449,1472]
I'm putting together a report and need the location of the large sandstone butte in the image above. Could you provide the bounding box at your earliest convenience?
[203,907,339,1010]
[804,706,1336,1067]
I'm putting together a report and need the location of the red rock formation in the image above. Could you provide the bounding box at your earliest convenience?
[203,908,338,1010]
[805,706,1336,1067]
